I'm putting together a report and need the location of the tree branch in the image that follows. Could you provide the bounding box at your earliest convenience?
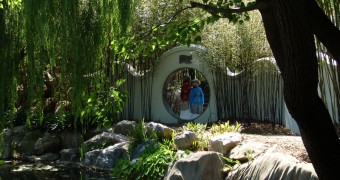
[139,6,194,40]
[138,1,260,44]
[190,1,258,14]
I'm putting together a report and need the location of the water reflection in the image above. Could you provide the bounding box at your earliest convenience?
[0,161,113,180]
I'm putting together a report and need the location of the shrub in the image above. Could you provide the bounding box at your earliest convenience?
[113,143,179,180]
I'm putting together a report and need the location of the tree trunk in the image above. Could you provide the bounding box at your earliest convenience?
[306,0,340,64]
[257,0,340,179]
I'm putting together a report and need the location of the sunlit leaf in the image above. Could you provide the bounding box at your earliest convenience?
[115,79,126,87]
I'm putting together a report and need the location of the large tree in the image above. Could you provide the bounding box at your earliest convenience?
[190,0,340,179]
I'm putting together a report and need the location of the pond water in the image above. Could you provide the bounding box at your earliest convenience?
[0,161,113,180]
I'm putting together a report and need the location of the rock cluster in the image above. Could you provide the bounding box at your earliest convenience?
[1,120,318,179]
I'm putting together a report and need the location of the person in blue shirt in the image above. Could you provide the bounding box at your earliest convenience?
[189,79,204,117]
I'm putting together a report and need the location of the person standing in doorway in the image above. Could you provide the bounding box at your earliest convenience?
[180,75,192,120]
[190,79,204,118]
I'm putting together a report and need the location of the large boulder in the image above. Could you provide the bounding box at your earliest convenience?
[174,130,198,150]
[83,132,129,152]
[227,152,318,180]
[1,129,13,159]
[84,128,108,140]
[209,132,242,155]
[165,151,224,180]
[83,149,101,167]
[34,132,61,155]
[11,126,27,158]
[113,120,137,136]
[59,148,81,162]
[229,141,267,162]
[12,125,27,135]
[16,131,43,156]
[130,139,157,162]
[145,122,175,139]
[60,131,82,149]
[83,142,129,170]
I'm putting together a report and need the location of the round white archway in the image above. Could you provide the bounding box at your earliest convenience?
[150,45,218,124]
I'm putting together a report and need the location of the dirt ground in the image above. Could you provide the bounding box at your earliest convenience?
[239,121,310,163]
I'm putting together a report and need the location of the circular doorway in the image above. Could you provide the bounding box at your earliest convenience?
[163,68,210,121]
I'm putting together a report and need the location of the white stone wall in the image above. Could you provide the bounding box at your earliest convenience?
[122,45,339,135]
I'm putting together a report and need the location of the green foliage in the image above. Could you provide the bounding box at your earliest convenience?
[81,79,127,130]
[222,156,241,170]
[178,121,242,150]
[112,157,133,178]
[191,140,200,150]
[0,0,136,131]
[210,121,242,135]
[202,11,272,72]
[128,119,148,154]
[245,149,254,161]
[197,0,252,24]
[79,144,85,162]
[161,131,176,150]
[111,15,204,60]
[182,122,207,134]
[113,143,178,180]
[5,0,22,9]
[113,120,178,179]
[0,0,204,130]
[0,132,3,158]
[179,122,210,150]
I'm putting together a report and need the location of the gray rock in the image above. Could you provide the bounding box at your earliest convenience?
[23,131,43,141]
[96,143,129,170]
[84,128,108,140]
[1,129,13,159]
[11,126,27,156]
[83,132,129,152]
[12,125,26,135]
[208,132,242,155]
[34,132,61,155]
[229,141,267,162]
[83,149,101,166]
[113,120,137,136]
[174,130,198,150]
[227,152,318,180]
[59,148,80,162]
[83,142,129,170]
[60,131,82,149]
[130,139,157,162]
[145,122,175,139]
[17,141,36,156]
[165,151,224,180]
[16,131,42,156]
